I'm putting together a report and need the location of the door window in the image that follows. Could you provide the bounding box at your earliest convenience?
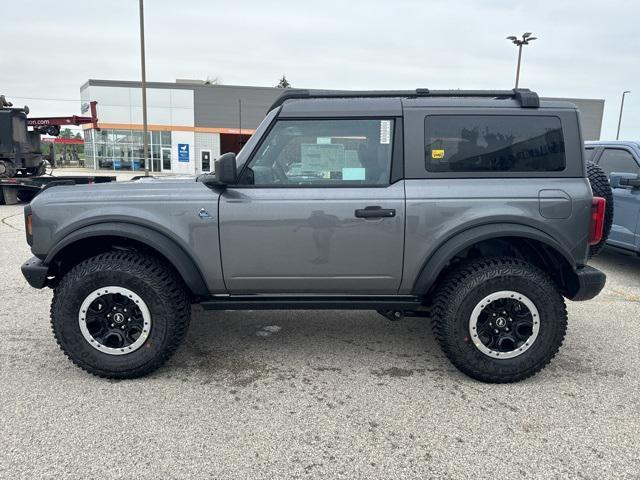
[598,149,640,175]
[241,119,394,186]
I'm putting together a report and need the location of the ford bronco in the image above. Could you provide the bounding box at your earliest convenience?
[21,88,608,383]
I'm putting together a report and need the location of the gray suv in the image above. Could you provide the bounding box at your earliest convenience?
[21,89,607,383]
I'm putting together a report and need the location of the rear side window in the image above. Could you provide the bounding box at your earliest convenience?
[424,115,566,173]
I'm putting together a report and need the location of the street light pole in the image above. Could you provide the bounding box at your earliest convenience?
[506,33,537,89]
[139,0,149,176]
[515,43,523,89]
[616,90,631,140]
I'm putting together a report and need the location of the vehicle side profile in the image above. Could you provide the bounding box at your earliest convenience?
[21,88,607,383]
[586,140,640,254]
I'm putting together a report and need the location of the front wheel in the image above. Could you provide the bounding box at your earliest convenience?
[431,257,567,383]
[51,251,191,378]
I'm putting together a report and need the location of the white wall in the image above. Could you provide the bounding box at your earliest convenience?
[84,85,194,127]
[171,130,196,175]
[194,132,221,174]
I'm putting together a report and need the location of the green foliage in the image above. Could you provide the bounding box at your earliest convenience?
[59,128,74,139]
[276,75,291,89]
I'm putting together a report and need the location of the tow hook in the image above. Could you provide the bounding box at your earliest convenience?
[378,310,404,321]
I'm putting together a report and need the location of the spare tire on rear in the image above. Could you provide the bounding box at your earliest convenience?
[586,161,613,257]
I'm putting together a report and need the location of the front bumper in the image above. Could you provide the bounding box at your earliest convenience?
[21,256,49,289]
[567,265,606,301]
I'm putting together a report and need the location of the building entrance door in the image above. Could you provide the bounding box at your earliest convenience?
[200,149,212,173]
[161,147,172,172]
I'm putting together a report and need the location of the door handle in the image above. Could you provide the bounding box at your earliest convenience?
[355,206,396,218]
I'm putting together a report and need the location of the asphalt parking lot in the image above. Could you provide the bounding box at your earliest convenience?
[1,202,639,479]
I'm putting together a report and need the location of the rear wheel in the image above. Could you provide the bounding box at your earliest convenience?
[431,257,567,383]
[51,251,191,378]
[586,161,613,257]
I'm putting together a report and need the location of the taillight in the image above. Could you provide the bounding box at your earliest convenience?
[24,206,33,246]
[588,197,606,245]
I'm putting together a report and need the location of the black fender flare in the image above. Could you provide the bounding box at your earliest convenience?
[45,222,209,297]
[411,223,577,295]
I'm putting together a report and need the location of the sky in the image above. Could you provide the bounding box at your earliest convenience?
[2,0,639,139]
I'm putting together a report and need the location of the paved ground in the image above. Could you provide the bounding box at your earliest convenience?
[1,202,639,479]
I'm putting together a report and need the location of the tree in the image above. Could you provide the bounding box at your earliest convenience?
[60,128,74,139]
[276,75,291,88]
[204,76,222,85]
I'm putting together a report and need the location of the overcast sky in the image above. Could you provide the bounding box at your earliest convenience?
[2,0,639,139]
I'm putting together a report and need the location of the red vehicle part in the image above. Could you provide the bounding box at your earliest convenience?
[588,197,606,246]
[26,101,99,135]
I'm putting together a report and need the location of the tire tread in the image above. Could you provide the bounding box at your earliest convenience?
[431,256,567,383]
[50,250,190,379]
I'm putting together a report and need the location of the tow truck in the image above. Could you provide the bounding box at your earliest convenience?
[0,95,114,204]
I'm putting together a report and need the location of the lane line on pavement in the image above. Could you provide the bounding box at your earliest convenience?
[1,213,23,232]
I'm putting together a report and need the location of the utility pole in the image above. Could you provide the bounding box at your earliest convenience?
[238,99,242,149]
[506,33,537,89]
[616,91,631,140]
[139,0,149,176]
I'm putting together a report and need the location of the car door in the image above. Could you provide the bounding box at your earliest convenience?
[218,117,405,294]
[597,147,640,249]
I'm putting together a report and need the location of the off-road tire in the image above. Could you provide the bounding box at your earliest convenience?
[586,161,613,257]
[51,251,191,379]
[431,257,567,383]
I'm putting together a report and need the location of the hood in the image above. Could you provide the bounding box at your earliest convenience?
[30,176,206,207]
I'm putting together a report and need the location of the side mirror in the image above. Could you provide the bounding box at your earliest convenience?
[202,152,237,186]
[610,172,640,189]
[215,152,237,184]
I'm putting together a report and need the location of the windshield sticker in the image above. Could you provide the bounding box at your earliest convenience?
[432,149,445,159]
[380,120,391,144]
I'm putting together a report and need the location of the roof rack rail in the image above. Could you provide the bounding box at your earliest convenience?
[268,88,539,110]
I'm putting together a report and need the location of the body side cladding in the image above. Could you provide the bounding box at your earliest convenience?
[411,223,577,297]
[44,222,209,297]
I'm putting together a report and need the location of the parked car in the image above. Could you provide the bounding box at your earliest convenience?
[21,88,608,383]
[586,141,640,254]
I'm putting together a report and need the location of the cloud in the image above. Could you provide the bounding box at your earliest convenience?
[2,0,638,138]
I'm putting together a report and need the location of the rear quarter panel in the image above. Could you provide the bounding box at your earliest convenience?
[399,178,593,293]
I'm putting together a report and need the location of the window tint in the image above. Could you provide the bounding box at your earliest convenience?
[598,149,640,176]
[585,147,596,162]
[425,115,565,173]
[242,119,394,186]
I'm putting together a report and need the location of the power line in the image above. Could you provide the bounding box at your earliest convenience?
[4,95,80,102]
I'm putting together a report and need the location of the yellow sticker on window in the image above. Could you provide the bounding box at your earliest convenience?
[432,149,445,159]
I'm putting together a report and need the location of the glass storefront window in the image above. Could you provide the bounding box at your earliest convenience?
[86,128,172,172]
[114,130,132,143]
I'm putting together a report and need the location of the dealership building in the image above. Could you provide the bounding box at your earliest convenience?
[80,79,606,174]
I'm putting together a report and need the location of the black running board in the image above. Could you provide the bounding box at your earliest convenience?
[200,295,422,311]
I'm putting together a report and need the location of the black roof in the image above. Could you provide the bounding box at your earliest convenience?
[269,88,540,111]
